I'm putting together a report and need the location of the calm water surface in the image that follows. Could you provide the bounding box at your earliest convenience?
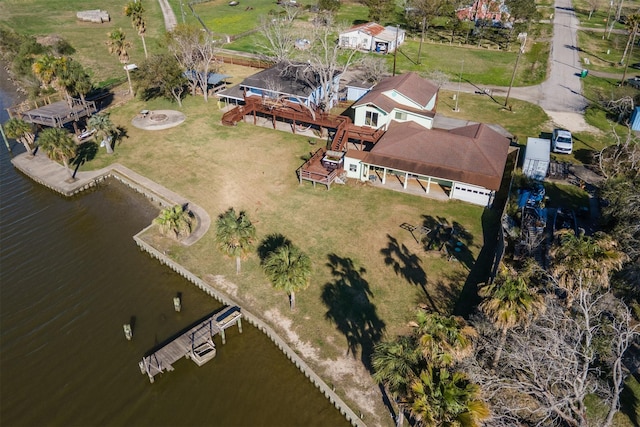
[0,68,348,427]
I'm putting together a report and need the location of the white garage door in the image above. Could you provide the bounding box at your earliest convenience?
[452,183,493,206]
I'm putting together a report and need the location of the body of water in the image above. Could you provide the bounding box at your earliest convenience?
[0,67,348,427]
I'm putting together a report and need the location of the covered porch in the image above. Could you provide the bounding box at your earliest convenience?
[365,165,451,201]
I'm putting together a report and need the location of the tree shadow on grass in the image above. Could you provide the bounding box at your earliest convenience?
[113,126,128,150]
[454,208,501,317]
[257,233,292,265]
[428,270,467,314]
[419,216,475,271]
[321,253,385,372]
[71,141,98,178]
[380,234,439,313]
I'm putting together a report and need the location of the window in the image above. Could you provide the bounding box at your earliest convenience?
[349,164,357,172]
[395,111,407,120]
[365,111,378,127]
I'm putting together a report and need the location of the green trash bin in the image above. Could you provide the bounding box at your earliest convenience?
[581,69,589,78]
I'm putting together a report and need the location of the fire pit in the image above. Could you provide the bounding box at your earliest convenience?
[131,110,186,130]
[149,113,168,122]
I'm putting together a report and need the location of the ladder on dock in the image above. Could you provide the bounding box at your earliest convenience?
[139,306,243,383]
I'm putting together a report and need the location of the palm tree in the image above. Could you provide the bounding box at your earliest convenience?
[37,128,77,178]
[58,59,92,104]
[124,1,148,58]
[153,205,193,239]
[31,54,58,90]
[409,311,476,367]
[372,336,422,427]
[479,266,546,366]
[3,118,36,155]
[263,243,312,310]
[410,366,489,427]
[550,230,626,304]
[87,113,115,154]
[215,208,256,274]
[106,29,133,95]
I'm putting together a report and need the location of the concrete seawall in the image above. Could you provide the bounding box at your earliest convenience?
[11,152,366,427]
[134,232,366,427]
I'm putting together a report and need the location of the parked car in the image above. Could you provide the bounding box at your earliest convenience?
[627,76,640,89]
[552,129,573,154]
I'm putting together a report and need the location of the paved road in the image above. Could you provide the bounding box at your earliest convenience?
[538,0,586,113]
[158,0,177,31]
[441,0,603,133]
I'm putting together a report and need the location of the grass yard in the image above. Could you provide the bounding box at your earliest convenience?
[577,30,640,73]
[3,0,638,422]
[0,0,167,84]
[78,90,488,422]
[437,89,550,141]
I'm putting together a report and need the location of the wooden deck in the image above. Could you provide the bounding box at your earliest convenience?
[139,305,243,383]
[297,148,341,189]
[7,97,97,128]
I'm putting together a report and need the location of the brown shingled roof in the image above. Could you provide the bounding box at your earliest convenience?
[353,72,439,113]
[364,121,511,190]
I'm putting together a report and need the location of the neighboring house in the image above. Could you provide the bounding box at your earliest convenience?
[339,23,406,53]
[456,0,509,22]
[343,78,375,102]
[343,120,512,206]
[351,72,439,131]
[184,71,230,94]
[218,62,342,110]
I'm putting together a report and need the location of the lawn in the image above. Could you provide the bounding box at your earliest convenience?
[2,0,638,423]
[577,29,640,73]
[0,0,170,85]
[80,90,487,423]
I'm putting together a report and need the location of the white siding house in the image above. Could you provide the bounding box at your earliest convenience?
[351,72,439,130]
[339,23,406,53]
[343,119,511,207]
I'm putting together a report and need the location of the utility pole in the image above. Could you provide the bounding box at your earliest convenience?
[505,32,527,109]
[621,20,639,85]
[417,16,426,65]
[454,58,464,112]
[392,25,399,76]
[604,0,614,39]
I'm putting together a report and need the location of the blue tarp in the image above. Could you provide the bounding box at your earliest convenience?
[184,71,230,85]
[517,184,546,208]
[631,107,640,131]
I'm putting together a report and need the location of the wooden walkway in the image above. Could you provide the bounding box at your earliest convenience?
[139,306,243,383]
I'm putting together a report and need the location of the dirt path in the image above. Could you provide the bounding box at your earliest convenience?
[157,0,177,31]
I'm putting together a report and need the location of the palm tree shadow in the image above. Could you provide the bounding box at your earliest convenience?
[380,234,439,313]
[257,233,292,264]
[113,126,128,150]
[321,253,385,372]
[71,141,98,177]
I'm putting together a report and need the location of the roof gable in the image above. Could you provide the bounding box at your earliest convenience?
[353,72,439,112]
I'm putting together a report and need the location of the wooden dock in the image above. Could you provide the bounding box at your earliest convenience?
[139,306,243,383]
